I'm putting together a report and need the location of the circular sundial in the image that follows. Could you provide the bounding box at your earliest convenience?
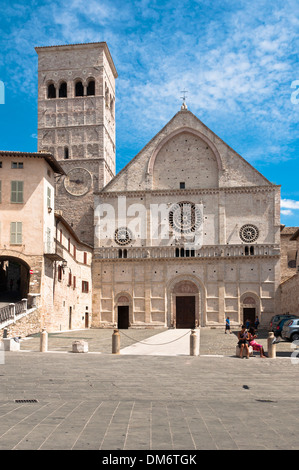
[64,168,92,196]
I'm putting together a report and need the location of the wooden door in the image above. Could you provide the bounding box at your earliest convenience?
[176,296,196,329]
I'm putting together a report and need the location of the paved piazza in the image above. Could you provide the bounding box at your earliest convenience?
[0,327,299,451]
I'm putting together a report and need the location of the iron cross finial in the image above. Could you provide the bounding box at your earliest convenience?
[180,89,188,109]
[181,89,188,102]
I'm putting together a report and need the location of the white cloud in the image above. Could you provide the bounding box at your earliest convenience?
[281,199,299,210]
[281,209,293,216]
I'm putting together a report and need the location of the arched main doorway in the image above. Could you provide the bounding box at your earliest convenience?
[0,257,30,303]
[170,279,200,329]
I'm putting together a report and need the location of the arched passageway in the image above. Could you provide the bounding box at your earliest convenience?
[0,257,30,304]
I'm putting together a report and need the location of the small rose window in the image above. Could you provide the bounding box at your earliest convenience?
[239,224,259,243]
[114,227,132,246]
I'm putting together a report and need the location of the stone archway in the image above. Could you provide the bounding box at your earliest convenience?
[169,278,202,328]
[0,256,30,303]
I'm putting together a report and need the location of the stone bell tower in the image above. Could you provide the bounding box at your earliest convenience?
[35,42,118,246]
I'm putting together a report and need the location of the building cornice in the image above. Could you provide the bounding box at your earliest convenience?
[35,42,118,78]
[0,150,65,175]
[96,184,280,199]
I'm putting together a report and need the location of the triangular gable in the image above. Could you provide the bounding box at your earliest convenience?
[101,108,272,193]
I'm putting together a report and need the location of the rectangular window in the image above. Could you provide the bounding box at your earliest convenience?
[11,181,23,203]
[11,162,23,169]
[46,227,51,252]
[68,272,72,287]
[73,245,76,260]
[10,222,22,244]
[73,276,76,289]
[60,229,63,244]
[83,252,87,264]
[0,162,2,168]
[47,187,51,208]
[82,281,89,293]
[58,265,62,282]
[68,238,71,252]
[0,181,1,203]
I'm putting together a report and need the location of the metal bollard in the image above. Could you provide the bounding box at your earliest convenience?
[40,328,48,352]
[267,331,276,358]
[112,329,120,354]
[190,329,200,356]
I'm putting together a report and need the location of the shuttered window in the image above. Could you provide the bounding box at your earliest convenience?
[11,181,23,203]
[10,222,22,244]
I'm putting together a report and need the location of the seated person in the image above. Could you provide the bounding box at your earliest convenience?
[248,327,267,358]
[237,325,250,359]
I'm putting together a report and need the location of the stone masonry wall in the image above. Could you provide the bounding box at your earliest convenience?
[0,308,42,339]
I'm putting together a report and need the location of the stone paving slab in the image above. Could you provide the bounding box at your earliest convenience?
[16,326,295,357]
[0,327,298,451]
[120,329,197,356]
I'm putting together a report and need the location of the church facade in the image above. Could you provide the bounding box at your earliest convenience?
[92,107,281,329]
[34,42,281,330]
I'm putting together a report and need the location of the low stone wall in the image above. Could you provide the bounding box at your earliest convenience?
[0,308,42,339]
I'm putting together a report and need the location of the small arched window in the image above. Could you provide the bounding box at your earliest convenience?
[75,81,84,97]
[110,96,114,116]
[59,82,67,98]
[64,147,69,160]
[47,83,56,99]
[105,85,109,107]
[87,80,95,96]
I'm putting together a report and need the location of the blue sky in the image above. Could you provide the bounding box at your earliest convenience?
[0,0,298,225]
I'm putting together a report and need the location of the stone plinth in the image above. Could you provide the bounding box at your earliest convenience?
[2,338,20,351]
[72,340,88,353]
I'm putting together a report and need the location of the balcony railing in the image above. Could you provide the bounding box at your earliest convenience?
[0,299,28,326]
[94,244,280,260]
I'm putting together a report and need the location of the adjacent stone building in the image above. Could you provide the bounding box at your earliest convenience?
[0,150,92,335]
[280,225,299,282]
[280,227,299,316]
[0,150,64,307]
[43,211,93,332]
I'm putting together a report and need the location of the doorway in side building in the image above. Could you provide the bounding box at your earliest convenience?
[69,306,72,330]
[118,306,129,329]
